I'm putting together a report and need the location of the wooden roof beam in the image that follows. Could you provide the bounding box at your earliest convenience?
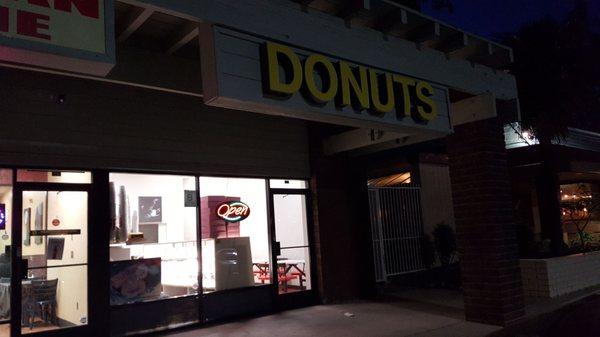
[446,35,486,60]
[166,22,199,55]
[437,32,468,53]
[372,8,408,33]
[473,44,514,69]
[336,0,367,20]
[407,22,440,47]
[117,7,154,43]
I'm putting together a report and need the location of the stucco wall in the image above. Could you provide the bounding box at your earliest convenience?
[521,251,600,298]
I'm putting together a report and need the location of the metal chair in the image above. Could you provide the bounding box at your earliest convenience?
[32,279,58,327]
[22,283,35,329]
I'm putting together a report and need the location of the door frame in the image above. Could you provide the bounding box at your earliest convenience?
[11,177,94,337]
[267,187,318,310]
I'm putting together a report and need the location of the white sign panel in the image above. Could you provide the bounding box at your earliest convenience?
[0,0,115,75]
[201,25,452,135]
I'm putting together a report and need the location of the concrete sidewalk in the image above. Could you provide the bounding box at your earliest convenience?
[160,300,501,337]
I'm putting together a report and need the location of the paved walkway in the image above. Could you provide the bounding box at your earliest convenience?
[160,300,500,337]
[491,292,600,337]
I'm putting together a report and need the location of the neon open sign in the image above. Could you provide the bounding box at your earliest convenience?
[216,201,251,222]
[0,204,5,230]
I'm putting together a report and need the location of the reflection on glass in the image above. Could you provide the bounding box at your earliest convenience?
[273,194,311,294]
[0,169,12,336]
[108,174,199,304]
[199,177,271,293]
[21,191,88,334]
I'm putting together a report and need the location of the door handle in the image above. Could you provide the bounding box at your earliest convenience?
[21,259,28,280]
[273,241,281,257]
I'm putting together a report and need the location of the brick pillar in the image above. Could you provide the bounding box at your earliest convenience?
[446,117,525,326]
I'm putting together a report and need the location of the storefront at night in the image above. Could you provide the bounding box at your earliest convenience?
[0,1,524,336]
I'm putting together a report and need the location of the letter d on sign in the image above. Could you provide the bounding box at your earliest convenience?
[265,42,303,96]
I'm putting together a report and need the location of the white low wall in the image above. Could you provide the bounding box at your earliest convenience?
[520,251,600,298]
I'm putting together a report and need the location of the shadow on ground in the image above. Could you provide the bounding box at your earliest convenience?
[491,294,600,337]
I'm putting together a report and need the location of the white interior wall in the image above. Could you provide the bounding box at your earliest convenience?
[46,191,88,264]
[273,194,311,289]
[22,191,46,256]
[273,194,308,247]
[109,173,195,244]
[46,266,87,326]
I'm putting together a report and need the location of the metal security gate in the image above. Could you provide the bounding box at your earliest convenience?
[368,187,425,282]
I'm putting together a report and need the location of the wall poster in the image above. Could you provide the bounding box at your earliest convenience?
[139,196,162,223]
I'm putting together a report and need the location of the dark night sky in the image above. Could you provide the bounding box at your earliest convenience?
[421,0,600,41]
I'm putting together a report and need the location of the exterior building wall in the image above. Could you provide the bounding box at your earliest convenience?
[521,252,600,299]
[419,163,455,235]
[0,0,527,332]
[0,68,310,178]
[446,116,526,325]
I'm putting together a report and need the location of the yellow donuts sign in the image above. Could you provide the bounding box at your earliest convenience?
[263,41,438,123]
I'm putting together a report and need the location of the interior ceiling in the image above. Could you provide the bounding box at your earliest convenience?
[368,172,412,187]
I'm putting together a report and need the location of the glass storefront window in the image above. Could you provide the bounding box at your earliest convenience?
[199,177,270,292]
[108,173,198,305]
[17,170,91,184]
[560,183,600,247]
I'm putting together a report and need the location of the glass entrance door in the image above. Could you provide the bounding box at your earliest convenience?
[271,192,312,297]
[13,179,91,337]
[0,169,14,337]
[19,190,88,335]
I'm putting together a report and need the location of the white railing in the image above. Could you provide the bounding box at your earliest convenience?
[369,187,425,282]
